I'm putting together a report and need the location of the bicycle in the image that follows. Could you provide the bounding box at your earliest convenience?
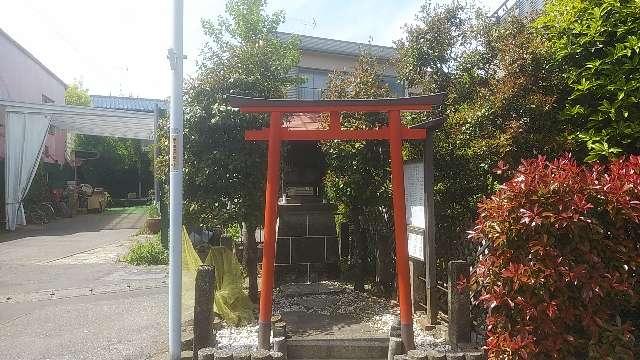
[25,205,48,225]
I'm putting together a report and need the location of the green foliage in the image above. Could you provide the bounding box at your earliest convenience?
[536,0,640,161]
[322,55,396,294]
[64,82,152,198]
[396,3,570,267]
[124,236,169,265]
[73,135,152,198]
[146,203,160,218]
[179,0,300,230]
[64,82,91,106]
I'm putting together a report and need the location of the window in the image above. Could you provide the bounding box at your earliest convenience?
[298,68,329,100]
[382,76,406,98]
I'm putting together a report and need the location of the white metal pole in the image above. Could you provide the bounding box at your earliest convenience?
[168,0,184,358]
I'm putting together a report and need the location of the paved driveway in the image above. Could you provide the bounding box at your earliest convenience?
[0,211,168,360]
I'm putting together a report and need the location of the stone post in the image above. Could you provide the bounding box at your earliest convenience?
[251,349,272,360]
[233,351,251,360]
[214,349,233,360]
[388,317,404,360]
[447,261,470,345]
[198,347,215,360]
[445,353,465,360]
[273,321,288,359]
[407,349,428,360]
[270,351,284,360]
[193,265,216,359]
[425,351,446,360]
[388,337,404,360]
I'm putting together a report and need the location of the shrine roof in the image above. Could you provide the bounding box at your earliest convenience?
[227,93,445,113]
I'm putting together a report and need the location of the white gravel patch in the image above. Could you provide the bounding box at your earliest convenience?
[214,281,448,352]
[215,324,259,352]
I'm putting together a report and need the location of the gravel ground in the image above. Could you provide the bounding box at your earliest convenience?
[215,281,449,353]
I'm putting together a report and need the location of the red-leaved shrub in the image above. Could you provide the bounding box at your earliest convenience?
[469,154,640,359]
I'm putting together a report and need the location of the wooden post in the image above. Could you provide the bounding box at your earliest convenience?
[423,128,438,325]
[193,265,216,359]
[409,257,426,313]
[448,261,471,345]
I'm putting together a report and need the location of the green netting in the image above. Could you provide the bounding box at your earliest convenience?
[182,227,254,326]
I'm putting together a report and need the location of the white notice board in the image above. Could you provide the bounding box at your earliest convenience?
[404,162,425,228]
[407,226,424,261]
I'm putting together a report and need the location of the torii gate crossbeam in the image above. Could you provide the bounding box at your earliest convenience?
[229,93,445,351]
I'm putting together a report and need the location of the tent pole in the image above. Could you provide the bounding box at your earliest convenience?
[168,0,184,358]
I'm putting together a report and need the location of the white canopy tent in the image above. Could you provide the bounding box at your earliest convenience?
[0,99,156,231]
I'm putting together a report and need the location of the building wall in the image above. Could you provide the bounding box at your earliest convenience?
[290,51,402,100]
[0,29,67,164]
[299,51,397,76]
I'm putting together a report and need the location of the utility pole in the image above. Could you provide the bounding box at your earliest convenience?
[167,0,184,358]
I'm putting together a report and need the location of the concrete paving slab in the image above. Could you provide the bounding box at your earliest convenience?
[0,211,168,359]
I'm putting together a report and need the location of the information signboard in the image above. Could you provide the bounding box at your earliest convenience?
[404,162,425,228]
[407,226,424,261]
[404,161,425,261]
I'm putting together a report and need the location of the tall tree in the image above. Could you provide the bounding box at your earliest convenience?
[395,2,570,274]
[322,55,396,295]
[181,0,300,302]
[536,0,640,161]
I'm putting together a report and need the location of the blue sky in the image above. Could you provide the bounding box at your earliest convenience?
[0,0,504,99]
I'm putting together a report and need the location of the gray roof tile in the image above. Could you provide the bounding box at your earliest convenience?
[90,95,168,113]
[275,32,396,59]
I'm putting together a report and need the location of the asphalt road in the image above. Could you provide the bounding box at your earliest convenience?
[0,211,169,360]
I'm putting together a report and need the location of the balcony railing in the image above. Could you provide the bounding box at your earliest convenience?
[297,87,324,100]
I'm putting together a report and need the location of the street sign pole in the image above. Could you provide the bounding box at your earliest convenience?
[168,0,184,358]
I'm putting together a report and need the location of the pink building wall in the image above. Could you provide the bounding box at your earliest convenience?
[0,28,67,164]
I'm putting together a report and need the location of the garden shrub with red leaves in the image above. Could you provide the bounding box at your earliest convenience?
[469,154,640,359]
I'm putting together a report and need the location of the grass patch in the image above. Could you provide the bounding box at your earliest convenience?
[106,206,147,215]
[123,235,168,265]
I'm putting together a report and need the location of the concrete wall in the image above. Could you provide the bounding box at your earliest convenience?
[0,29,67,164]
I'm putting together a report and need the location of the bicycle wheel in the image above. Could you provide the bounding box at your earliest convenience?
[41,203,56,220]
[26,208,46,225]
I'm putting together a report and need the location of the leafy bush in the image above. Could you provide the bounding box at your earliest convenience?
[124,236,168,266]
[146,203,160,218]
[470,154,640,358]
[536,0,640,161]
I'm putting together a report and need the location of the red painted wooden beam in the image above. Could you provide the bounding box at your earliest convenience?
[227,93,445,113]
[245,127,427,141]
[235,104,433,113]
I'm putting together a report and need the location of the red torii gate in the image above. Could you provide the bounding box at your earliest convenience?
[228,94,445,350]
